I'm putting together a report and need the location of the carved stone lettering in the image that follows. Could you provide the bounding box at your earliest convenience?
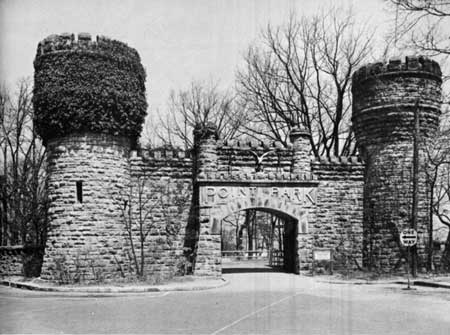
[305,188,316,205]
[206,187,215,204]
[272,187,279,197]
[217,187,228,198]
[200,186,318,206]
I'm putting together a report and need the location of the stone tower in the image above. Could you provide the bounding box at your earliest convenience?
[33,33,147,280]
[352,56,442,272]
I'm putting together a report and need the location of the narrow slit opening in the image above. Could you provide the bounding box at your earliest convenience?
[76,181,83,203]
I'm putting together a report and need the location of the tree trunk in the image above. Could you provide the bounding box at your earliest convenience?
[235,223,240,250]
[247,213,253,258]
[428,176,436,271]
[441,231,450,272]
[411,103,419,276]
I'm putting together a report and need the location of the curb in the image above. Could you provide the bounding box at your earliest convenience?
[387,280,450,290]
[412,281,450,289]
[0,278,228,293]
[316,279,397,285]
[316,279,450,289]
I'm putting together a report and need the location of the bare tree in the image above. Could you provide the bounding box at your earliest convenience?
[160,179,191,245]
[221,211,274,254]
[118,176,191,279]
[387,0,450,271]
[0,80,47,247]
[424,126,450,271]
[244,209,257,256]
[389,0,450,57]
[118,175,162,279]
[221,212,244,251]
[392,0,450,16]
[430,172,450,271]
[156,81,247,150]
[237,8,374,156]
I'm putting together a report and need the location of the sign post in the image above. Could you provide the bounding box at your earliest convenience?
[400,229,418,290]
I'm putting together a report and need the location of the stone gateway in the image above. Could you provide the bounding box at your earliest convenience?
[29,34,441,281]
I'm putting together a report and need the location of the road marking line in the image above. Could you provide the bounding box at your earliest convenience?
[210,292,301,335]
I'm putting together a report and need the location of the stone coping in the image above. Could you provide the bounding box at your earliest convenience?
[0,245,44,252]
[196,171,317,182]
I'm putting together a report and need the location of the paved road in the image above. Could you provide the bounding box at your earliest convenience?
[1,272,450,334]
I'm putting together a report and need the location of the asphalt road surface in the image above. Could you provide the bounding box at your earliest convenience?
[1,272,450,334]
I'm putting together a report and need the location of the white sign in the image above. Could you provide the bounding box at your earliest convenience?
[313,249,331,261]
[400,229,418,247]
[200,186,317,206]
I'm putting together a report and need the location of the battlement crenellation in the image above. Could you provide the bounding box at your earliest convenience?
[352,56,442,86]
[36,33,141,63]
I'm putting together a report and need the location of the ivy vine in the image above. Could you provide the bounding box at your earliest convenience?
[33,42,147,145]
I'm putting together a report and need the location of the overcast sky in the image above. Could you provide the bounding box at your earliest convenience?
[0,0,390,127]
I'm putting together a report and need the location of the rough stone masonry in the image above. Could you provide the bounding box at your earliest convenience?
[352,57,442,272]
[21,33,442,281]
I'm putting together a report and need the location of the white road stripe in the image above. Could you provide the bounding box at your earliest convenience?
[210,292,301,335]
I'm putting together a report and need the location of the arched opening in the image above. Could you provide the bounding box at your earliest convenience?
[220,207,299,274]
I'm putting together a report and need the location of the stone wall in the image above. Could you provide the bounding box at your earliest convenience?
[34,127,365,280]
[129,148,193,277]
[39,135,195,281]
[0,246,23,276]
[192,125,316,276]
[215,141,296,177]
[191,124,364,275]
[352,56,442,272]
[0,246,44,277]
[311,157,365,270]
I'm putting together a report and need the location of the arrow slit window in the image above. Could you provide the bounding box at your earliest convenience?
[76,181,83,203]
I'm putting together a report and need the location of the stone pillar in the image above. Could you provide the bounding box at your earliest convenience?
[194,205,222,276]
[192,123,221,276]
[193,122,218,176]
[352,56,442,272]
[289,126,313,272]
[289,126,312,175]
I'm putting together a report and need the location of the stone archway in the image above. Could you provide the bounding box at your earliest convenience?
[217,206,300,274]
[210,199,308,235]
[194,183,317,276]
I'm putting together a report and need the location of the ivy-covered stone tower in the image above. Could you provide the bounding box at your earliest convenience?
[352,57,442,272]
[33,33,147,280]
